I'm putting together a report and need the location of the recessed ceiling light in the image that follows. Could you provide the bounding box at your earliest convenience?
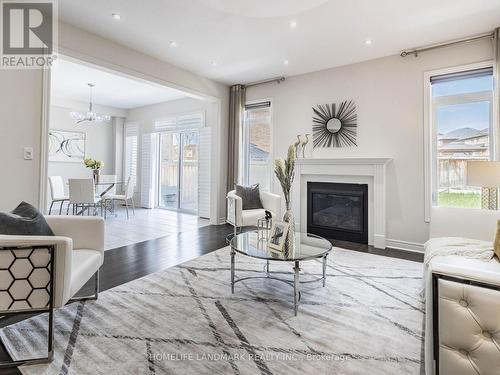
[283,59,289,65]
[289,20,297,29]
[169,40,177,47]
[364,39,372,45]
[211,60,217,66]
[112,13,121,20]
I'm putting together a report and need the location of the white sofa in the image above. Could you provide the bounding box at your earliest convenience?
[227,190,281,231]
[425,207,500,375]
[0,215,104,365]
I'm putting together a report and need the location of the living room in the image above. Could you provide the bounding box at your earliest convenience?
[0,1,500,374]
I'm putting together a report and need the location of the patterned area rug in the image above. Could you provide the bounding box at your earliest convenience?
[0,247,424,374]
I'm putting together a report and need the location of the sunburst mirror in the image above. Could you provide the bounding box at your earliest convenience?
[312,100,357,147]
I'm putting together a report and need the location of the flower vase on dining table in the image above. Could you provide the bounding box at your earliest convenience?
[85,158,104,185]
[93,169,100,184]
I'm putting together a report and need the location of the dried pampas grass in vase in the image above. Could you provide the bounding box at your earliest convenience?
[274,144,296,253]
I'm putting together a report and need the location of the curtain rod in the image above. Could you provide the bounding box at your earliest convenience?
[400,31,495,57]
[245,76,285,88]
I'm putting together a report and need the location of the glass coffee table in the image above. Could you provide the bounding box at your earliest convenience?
[229,231,333,315]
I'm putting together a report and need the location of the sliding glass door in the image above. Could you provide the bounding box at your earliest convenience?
[158,130,199,213]
[158,132,180,210]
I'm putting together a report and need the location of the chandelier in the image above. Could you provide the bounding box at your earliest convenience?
[70,83,111,123]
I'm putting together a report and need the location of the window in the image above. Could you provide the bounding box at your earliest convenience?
[154,113,204,213]
[242,101,272,191]
[124,122,138,187]
[155,113,204,132]
[430,67,494,209]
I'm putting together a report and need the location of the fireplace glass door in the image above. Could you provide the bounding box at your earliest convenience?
[307,182,368,243]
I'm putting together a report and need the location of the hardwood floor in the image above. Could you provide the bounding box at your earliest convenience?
[0,224,422,373]
[0,224,234,374]
[334,239,424,262]
[82,224,234,295]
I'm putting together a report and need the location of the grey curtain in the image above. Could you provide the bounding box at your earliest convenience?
[495,28,500,142]
[227,84,246,192]
[486,28,500,209]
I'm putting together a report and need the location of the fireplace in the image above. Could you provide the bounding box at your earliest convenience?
[307,182,368,243]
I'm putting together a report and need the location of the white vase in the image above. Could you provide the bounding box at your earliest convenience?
[93,169,101,184]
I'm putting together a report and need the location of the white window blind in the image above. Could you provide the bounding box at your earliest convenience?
[141,133,158,208]
[124,123,138,188]
[125,122,138,137]
[154,113,204,132]
[198,127,211,219]
[178,113,204,129]
[154,117,177,132]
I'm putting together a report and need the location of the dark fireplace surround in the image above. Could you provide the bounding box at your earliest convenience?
[307,182,368,244]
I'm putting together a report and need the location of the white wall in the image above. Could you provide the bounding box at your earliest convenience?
[0,70,43,210]
[126,97,218,222]
[246,40,496,250]
[0,21,229,221]
[113,117,125,183]
[47,104,119,182]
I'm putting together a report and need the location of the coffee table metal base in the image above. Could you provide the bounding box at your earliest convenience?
[230,250,328,316]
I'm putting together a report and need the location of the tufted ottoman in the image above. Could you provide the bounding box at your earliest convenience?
[424,247,500,375]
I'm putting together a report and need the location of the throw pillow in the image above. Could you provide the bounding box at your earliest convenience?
[0,201,54,236]
[236,184,264,210]
[494,220,500,259]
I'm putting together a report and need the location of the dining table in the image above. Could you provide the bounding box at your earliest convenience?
[66,180,123,196]
[67,179,123,217]
[95,181,123,197]
[96,181,123,218]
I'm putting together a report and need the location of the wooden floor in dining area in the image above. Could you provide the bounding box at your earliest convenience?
[0,221,423,374]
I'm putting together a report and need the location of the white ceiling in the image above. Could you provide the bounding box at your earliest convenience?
[59,0,500,85]
[51,58,190,109]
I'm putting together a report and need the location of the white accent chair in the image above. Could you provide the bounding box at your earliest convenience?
[68,178,102,216]
[0,215,104,366]
[48,176,69,215]
[227,189,281,234]
[425,207,500,375]
[106,177,136,219]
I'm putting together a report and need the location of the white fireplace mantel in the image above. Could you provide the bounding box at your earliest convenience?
[295,158,392,166]
[292,157,392,249]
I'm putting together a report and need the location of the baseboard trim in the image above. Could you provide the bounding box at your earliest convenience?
[386,239,425,253]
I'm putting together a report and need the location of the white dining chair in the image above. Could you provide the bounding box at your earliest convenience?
[68,178,102,216]
[106,176,135,219]
[48,176,69,215]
